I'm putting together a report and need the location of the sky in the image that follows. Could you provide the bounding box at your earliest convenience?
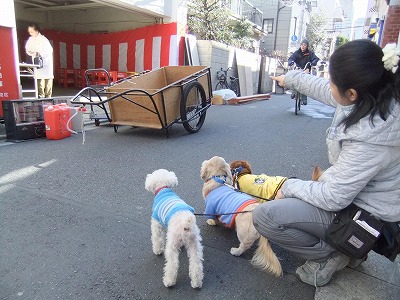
[353,0,369,19]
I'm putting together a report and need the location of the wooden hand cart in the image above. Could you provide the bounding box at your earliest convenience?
[70,66,212,137]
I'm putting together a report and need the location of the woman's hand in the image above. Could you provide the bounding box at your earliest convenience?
[275,189,284,199]
[270,75,285,88]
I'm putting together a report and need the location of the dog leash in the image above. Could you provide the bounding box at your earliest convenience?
[197,175,295,217]
[213,174,275,201]
[194,174,254,217]
[231,170,298,201]
[194,211,251,217]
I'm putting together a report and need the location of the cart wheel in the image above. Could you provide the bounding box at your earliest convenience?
[94,119,100,126]
[180,81,207,133]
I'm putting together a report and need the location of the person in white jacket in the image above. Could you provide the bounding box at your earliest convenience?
[253,40,400,287]
[25,23,54,98]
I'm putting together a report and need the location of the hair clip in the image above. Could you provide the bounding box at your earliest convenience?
[382,43,399,72]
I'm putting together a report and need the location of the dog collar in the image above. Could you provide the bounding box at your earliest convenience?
[154,186,168,195]
[231,166,243,176]
[211,175,227,185]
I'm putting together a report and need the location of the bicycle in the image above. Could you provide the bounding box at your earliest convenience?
[215,67,240,97]
[288,62,317,115]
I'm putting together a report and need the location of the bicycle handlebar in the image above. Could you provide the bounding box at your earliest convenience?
[289,61,313,71]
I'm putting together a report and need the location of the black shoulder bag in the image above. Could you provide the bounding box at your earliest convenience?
[33,53,43,69]
[325,204,400,260]
[373,220,400,261]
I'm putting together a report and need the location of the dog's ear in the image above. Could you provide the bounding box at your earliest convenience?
[165,170,178,187]
[312,165,324,181]
[229,160,238,169]
[145,173,155,193]
[219,159,233,180]
[240,160,252,174]
[200,159,210,180]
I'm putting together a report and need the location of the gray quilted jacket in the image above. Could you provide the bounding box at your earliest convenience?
[281,70,400,222]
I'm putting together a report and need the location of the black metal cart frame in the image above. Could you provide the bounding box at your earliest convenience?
[70,67,212,137]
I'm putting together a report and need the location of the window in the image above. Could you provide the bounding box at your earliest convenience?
[263,18,274,34]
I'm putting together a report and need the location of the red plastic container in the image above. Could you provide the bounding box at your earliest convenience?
[44,103,72,140]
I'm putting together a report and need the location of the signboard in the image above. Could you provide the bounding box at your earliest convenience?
[291,35,298,42]
[0,26,20,117]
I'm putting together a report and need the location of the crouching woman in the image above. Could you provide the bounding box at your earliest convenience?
[253,40,400,286]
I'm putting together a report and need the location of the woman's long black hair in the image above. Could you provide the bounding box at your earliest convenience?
[329,39,400,129]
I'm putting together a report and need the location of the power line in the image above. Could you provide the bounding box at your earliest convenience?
[323,25,366,32]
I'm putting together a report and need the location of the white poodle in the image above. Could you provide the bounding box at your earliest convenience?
[200,156,282,277]
[145,169,204,288]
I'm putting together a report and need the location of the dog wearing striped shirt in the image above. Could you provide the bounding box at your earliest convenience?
[200,156,282,277]
[145,169,203,288]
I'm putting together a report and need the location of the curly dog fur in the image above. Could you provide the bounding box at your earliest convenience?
[145,169,204,288]
[200,156,282,277]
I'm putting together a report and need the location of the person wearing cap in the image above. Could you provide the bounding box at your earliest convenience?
[288,39,320,105]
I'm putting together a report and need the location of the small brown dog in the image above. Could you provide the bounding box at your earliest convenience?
[229,160,288,202]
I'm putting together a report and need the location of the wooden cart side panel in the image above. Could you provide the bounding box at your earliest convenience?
[108,89,162,129]
[163,86,181,124]
[164,66,211,100]
[107,87,181,129]
[109,68,168,90]
[164,66,206,84]
[197,73,211,100]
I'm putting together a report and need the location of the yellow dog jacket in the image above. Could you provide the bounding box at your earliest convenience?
[236,174,287,202]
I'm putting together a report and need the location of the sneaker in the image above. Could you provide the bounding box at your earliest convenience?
[296,252,350,287]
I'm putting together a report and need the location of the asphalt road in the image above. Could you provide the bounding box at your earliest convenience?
[0,94,335,299]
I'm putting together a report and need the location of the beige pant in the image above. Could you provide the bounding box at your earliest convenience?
[37,79,53,98]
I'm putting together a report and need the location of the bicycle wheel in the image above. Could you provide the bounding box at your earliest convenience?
[230,79,240,97]
[215,81,229,91]
[295,91,301,115]
[180,81,207,133]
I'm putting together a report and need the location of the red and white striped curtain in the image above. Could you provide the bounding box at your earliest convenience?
[19,22,185,73]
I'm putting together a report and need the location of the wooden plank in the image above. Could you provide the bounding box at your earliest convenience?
[186,34,200,66]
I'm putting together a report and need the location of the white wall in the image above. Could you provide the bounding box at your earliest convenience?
[197,40,269,94]
[1,0,20,89]
[1,0,16,27]
[197,40,235,91]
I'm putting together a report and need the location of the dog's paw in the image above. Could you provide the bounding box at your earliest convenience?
[153,249,164,255]
[163,277,176,288]
[191,280,203,289]
[230,247,244,256]
[206,219,217,226]
[152,245,164,255]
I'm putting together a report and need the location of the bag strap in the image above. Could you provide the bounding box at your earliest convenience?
[383,222,400,261]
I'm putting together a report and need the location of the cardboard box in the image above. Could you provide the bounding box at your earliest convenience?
[211,95,224,105]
